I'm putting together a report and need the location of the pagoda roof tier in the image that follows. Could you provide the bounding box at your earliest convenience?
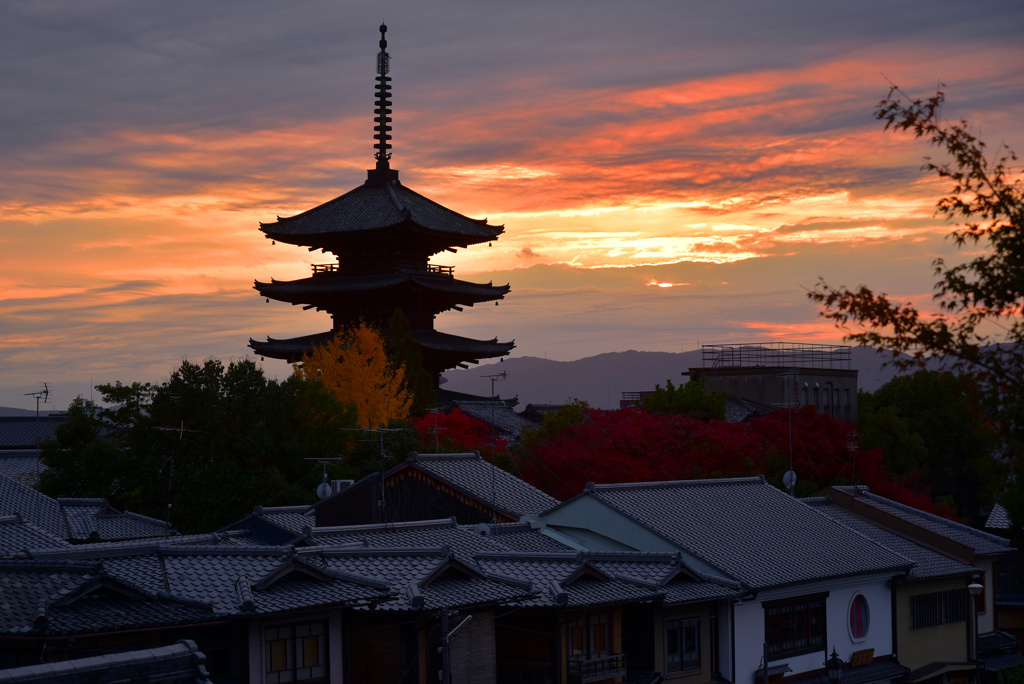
[249,329,515,368]
[259,179,503,250]
[254,270,509,309]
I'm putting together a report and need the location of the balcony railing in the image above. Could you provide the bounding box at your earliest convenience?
[311,263,339,275]
[427,264,454,276]
[568,654,627,684]
[309,263,454,276]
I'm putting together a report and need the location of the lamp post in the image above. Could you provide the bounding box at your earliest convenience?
[825,648,844,684]
[969,582,984,684]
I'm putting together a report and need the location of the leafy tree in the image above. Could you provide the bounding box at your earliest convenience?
[515,404,945,514]
[642,378,726,421]
[808,87,1023,446]
[858,371,1003,519]
[294,322,412,429]
[412,408,504,455]
[385,310,436,417]
[41,359,358,533]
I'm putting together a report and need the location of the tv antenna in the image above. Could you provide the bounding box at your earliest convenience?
[24,383,50,492]
[481,371,507,523]
[305,457,348,500]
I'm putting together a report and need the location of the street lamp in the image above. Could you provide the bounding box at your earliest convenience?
[969,582,984,684]
[825,648,845,684]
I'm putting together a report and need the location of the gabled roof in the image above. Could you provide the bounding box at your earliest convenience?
[546,477,912,590]
[803,496,978,581]
[0,560,214,636]
[0,415,66,450]
[402,452,558,519]
[0,639,212,684]
[830,486,1011,557]
[450,401,537,441]
[259,180,503,247]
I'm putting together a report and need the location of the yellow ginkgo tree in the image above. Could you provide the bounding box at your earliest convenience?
[293,322,412,429]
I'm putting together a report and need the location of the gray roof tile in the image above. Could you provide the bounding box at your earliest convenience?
[584,477,912,590]
[404,453,558,518]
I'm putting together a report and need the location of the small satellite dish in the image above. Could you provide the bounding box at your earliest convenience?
[783,470,797,491]
[316,482,333,500]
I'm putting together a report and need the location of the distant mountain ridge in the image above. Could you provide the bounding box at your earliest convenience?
[442,347,922,410]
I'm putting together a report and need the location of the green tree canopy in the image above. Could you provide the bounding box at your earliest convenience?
[642,378,727,421]
[41,359,359,533]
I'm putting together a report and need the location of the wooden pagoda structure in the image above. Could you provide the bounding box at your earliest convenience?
[249,25,514,379]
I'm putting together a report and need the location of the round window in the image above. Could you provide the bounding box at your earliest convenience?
[849,594,869,640]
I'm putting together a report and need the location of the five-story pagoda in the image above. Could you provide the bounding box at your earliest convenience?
[250,25,514,380]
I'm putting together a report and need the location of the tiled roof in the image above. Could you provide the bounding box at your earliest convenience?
[251,328,515,362]
[257,506,316,535]
[0,516,69,555]
[987,503,1012,530]
[450,401,537,441]
[0,639,212,684]
[404,452,558,518]
[0,475,66,539]
[0,416,66,450]
[837,487,1011,556]
[0,454,46,486]
[0,560,214,636]
[307,519,574,565]
[259,181,502,245]
[257,271,508,303]
[723,397,774,423]
[804,498,975,581]
[582,477,912,590]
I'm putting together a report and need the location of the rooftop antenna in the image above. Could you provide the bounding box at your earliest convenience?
[152,412,204,533]
[481,371,507,523]
[352,426,406,526]
[774,372,798,495]
[24,383,50,492]
[305,457,347,500]
[425,408,448,453]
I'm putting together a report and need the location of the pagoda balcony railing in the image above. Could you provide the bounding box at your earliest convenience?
[567,654,627,684]
[311,263,340,275]
[310,263,454,277]
[426,264,454,277]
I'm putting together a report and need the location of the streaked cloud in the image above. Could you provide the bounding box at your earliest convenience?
[1,0,1022,408]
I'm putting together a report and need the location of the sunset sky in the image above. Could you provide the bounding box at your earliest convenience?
[2,0,1022,410]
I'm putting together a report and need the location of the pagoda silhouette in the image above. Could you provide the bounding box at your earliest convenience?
[250,25,514,382]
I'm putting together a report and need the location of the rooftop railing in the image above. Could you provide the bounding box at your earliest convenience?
[702,342,852,370]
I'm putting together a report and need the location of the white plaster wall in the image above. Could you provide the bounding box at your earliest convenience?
[732,575,894,684]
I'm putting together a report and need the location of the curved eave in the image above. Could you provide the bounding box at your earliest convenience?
[249,329,514,365]
[253,273,510,305]
[258,180,503,247]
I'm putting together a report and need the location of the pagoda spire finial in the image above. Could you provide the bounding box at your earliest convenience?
[373,23,393,171]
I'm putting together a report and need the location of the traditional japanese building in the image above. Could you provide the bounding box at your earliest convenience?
[250,25,513,380]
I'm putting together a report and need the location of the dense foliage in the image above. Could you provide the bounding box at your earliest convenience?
[293,322,412,429]
[858,371,1003,520]
[513,404,941,513]
[642,378,726,421]
[41,359,360,533]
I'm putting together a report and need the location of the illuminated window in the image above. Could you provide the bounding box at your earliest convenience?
[849,594,869,640]
[667,618,700,672]
[265,621,328,684]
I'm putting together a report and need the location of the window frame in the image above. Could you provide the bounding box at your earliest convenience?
[264,619,329,684]
[848,593,869,642]
[666,617,701,673]
[763,592,828,659]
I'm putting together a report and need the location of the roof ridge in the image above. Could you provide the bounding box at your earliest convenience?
[862,492,1011,547]
[407,452,481,462]
[589,475,766,492]
[321,546,450,558]
[308,518,457,536]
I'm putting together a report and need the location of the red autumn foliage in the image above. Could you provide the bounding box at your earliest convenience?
[515,405,948,516]
[412,408,508,457]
